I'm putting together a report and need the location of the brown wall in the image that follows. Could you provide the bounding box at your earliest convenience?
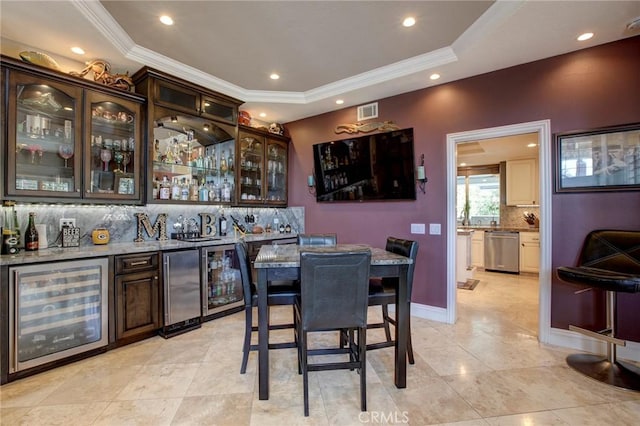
[286,36,640,340]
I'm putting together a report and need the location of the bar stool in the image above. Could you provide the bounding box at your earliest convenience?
[556,229,640,391]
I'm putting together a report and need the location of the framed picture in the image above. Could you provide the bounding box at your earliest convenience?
[114,174,135,195]
[555,123,640,192]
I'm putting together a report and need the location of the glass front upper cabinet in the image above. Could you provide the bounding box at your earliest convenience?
[238,129,265,203]
[266,137,288,204]
[7,72,83,198]
[150,115,236,204]
[84,92,142,200]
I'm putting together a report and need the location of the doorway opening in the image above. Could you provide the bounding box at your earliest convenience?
[446,120,552,344]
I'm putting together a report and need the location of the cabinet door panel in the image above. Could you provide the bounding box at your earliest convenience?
[266,138,288,204]
[7,71,83,198]
[116,271,159,340]
[84,92,142,201]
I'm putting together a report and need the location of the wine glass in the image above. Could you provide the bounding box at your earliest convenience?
[58,145,74,168]
[28,145,41,164]
[100,148,112,171]
[113,151,124,172]
[122,152,131,173]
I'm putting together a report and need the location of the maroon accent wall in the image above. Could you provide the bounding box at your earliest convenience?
[286,37,640,339]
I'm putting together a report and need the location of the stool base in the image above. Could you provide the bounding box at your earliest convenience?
[567,353,640,392]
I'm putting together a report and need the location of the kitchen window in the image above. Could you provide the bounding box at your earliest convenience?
[457,165,500,225]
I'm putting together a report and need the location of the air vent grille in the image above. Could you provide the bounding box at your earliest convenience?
[357,102,378,121]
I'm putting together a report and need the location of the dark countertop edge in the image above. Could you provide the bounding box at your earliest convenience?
[0,233,298,266]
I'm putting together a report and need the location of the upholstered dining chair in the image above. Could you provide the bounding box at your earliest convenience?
[297,233,337,246]
[237,241,298,374]
[295,249,371,416]
[366,237,418,364]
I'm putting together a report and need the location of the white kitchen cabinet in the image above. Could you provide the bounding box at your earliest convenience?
[506,159,538,205]
[520,231,540,273]
[471,230,484,268]
[456,231,475,284]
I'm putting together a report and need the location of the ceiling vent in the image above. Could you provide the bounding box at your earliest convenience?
[357,102,378,121]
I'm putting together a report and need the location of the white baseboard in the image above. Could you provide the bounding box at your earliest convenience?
[407,302,451,324]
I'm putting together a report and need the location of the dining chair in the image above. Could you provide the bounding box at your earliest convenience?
[365,237,418,364]
[297,233,337,246]
[237,241,299,374]
[295,249,371,416]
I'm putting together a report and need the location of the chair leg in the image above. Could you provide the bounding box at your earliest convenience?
[381,304,392,342]
[407,315,415,365]
[240,306,252,374]
[359,327,367,412]
[302,330,310,417]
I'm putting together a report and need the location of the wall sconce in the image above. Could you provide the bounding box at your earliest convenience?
[307,174,316,196]
[416,154,428,194]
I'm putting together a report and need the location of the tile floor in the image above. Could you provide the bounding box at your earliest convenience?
[2,270,640,425]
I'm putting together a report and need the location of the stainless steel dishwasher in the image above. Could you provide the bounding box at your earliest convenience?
[484,231,520,273]
[162,248,202,337]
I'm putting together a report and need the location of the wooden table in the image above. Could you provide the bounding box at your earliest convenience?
[254,243,413,400]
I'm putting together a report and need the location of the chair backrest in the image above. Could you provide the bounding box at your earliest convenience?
[576,230,640,274]
[299,249,371,331]
[235,241,255,307]
[383,237,419,297]
[297,233,337,246]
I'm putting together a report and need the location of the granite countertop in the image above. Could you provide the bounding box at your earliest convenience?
[0,233,298,266]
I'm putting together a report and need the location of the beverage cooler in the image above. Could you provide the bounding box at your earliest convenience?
[9,258,109,373]
[201,244,243,318]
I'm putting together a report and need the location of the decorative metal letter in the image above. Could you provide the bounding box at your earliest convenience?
[134,213,168,242]
[199,213,217,237]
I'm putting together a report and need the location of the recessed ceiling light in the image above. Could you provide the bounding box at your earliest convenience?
[403,17,416,27]
[336,99,344,105]
[160,15,174,26]
[259,112,267,118]
[71,47,85,55]
[577,32,593,41]
[459,162,467,167]
[430,73,441,80]
[527,143,537,148]
[270,73,280,80]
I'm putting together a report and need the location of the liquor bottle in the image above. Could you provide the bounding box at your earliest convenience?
[171,178,181,200]
[13,209,21,248]
[189,179,199,201]
[180,178,189,201]
[159,176,171,200]
[222,178,231,202]
[273,211,279,233]
[230,215,246,233]
[227,151,234,172]
[220,150,228,173]
[199,180,209,202]
[219,211,228,237]
[24,212,39,251]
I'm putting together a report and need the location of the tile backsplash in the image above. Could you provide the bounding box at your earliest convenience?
[1,204,304,248]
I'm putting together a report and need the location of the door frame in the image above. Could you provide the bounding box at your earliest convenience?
[445,120,552,344]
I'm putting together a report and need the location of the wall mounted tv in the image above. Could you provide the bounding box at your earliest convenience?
[312,128,416,202]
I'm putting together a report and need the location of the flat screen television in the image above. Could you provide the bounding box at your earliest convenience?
[312,128,416,202]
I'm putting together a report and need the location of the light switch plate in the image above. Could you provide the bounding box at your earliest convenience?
[429,223,441,235]
[410,223,425,234]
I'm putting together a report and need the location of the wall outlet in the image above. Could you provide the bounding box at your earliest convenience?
[410,223,426,234]
[59,218,76,231]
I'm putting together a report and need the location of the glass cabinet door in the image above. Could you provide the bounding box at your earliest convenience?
[202,245,243,317]
[266,138,288,204]
[85,92,142,200]
[151,115,235,204]
[7,72,83,198]
[238,130,265,203]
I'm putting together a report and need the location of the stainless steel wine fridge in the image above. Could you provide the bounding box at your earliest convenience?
[9,258,109,374]
[201,243,243,319]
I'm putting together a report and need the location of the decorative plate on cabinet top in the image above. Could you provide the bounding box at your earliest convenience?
[19,51,62,71]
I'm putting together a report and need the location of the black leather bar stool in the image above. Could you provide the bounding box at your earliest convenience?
[297,233,337,246]
[556,229,640,391]
[237,241,298,374]
[295,248,371,416]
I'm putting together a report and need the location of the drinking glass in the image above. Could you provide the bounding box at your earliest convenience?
[58,145,74,167]
[100,149,112,171]
[122,152,131,173]
[113,151,124,172]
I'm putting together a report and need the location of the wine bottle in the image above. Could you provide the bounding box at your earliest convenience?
[24,212,39,251]
[12,209,21,248]
[219,211,228,237]
[230,215,246,233]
